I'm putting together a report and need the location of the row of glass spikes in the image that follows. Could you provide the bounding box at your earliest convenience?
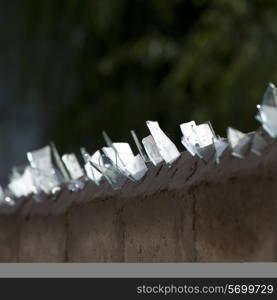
[0,82,276,212]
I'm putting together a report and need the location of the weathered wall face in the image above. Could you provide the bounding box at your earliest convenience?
[0,137,277,262]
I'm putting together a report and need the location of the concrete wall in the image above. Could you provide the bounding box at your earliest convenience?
[0,136,277,262]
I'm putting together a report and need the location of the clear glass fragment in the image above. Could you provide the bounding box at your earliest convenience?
[102,130,113,147]
[90,150,127,190]
[8,166,38,198]
[0,185,5,202]
[227,127,251,158]
[180,121,216,161]
[102,132,134,180]
[142,135,164,166]
[27,145,63,194]
[130,130,150,162]
[251,132,267,156]
[146,121,180,165]
[256,105,277,138]
[62,153,84,180]
[50,142,70,181]
[213,137,228,164]
[81,148,103,185]
[197,144,216,163]
[103,143,147,181]
[261,82,277,107]
[124,154,148,181]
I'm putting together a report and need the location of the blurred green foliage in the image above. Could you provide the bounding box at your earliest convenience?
[15,0,277,152]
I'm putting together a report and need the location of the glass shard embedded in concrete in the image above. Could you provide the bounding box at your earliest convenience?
[62,153,84,180]
[180,121,216,162]
[142,135,163,166]
[50,142,70,181]
[227,127,251,158]
[262,82,277,107]
[251,132,267,156]
[213,137,228,164]
[90,150,127,190]
[27,145,63,194]
[146,121,180,165]
[131,130,150,162]
[255,83,277,138]
[256,104,277,138]
[103,143,148,181]
[8,166,38,198]
[81,148,103,185]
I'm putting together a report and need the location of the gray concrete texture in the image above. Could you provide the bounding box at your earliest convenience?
[0,133,276,262]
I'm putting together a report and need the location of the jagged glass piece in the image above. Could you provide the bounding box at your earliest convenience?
[255,83,277,138]
[81,148,103,185]
[180,121,198,156]
[102,130,113,147]
[251,132,267,156]
[142,135,163,166]
[256,105,277,138]
[103,143,147,181]
[0,185,5,202]
[213,137,228,164]
[90,150,127,190]
[124,154,148,181]
[27,145,63,194]
[146,121,180,165]
[102,131,134,180]
[50,142,70,181]
[8,166,38,198]
[227,127,251,158]
[62,153,84,180]
[261,82,277,107]
[180,121,216,162]
[130,130,150,162]
[102,131,147,181]
[102,146,128,175]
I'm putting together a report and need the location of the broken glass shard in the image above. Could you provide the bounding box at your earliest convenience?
[103,143,148,181]
[261,82,277,107]
[124,154,148,181]
[62,153,84,180]
[81,148,103,185]
[90,150,127,190]
[0,185,5,203]
[50,142,70,181]
[227,127,252,158]
[142,135,163,166]
[130,130,150,162]
[27,145,63,194]
[102,132,134,180]
[146,121,180,165]
[256,105,277,138]
[102,130,113,147]
[8,166,38,198]
[180,121,216,162]
[251,132,267,156]
[213,137,228,164]
[180,121,198,156]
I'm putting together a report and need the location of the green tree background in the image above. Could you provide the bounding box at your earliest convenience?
[0,0,276,182]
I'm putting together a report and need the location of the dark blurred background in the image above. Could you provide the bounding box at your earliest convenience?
[0,0,277,184]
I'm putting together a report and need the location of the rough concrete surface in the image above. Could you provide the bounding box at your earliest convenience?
[0,131,277,262]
